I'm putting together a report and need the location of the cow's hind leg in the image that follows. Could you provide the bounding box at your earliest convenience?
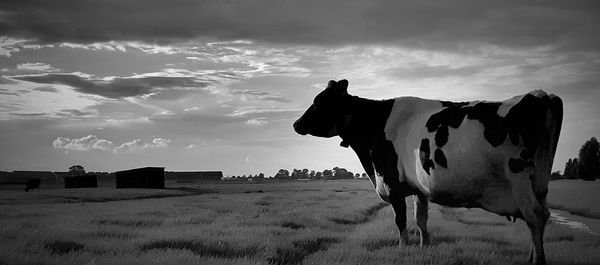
[510,175,549,265]
[390,194,409,245]
[414,194,430,246]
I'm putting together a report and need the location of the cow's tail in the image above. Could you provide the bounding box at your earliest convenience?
[532,94,563,203]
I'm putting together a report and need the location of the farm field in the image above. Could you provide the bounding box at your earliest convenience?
[0,180,599,265]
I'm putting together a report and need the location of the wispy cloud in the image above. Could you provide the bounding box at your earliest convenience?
[113,138,170,154]
[16,63,60,72]
[11,73,211,99]
[230,89,290,102]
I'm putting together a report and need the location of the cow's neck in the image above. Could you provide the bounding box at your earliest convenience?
[337,96,394,184]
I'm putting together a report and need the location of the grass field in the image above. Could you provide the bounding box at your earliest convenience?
[548,180,600,219]
[0,180,599,265]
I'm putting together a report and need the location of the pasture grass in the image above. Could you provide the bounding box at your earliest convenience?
[0,180,599,265]
[548,180,600,218]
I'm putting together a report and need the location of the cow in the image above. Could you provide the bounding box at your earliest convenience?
[24,178,41,192]
[293,80,562,265]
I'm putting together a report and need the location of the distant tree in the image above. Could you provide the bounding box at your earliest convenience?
[361,173,368,179]
[322,169,332,179]
[301,169,309,179]
[550,171,562,180]
[355,173,360,178]
[578,137,600,181]
[564,158,577,179]
[564,159,573,179]
[291,168,300,179]
[274,169,290,179]
[315,171,322,179]
[309,170,316,179]
[332,167,340,179]
[68,165,85,176]
[257,173,265,179]
[570,158,580,179]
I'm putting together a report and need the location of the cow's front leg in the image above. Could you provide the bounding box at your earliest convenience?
[390,195,408,245]
[414,194,430,246]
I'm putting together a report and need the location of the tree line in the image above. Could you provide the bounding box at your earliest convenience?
[274,167,367,180]
[554,136,600,181]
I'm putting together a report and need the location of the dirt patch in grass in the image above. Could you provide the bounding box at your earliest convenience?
[44,240,85,255]
[91,218,162,227]
[244,190,265,193]
[281,221,305,229]
[140,239,259,259]
[268,237,340,265]
[329,202,388,225]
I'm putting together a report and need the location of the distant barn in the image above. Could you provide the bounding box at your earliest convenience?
[115,167,165,189]
[64,175,98,188]
[165,171,223,182]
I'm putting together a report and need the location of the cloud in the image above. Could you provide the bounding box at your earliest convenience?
[245,118,268,126]
[1,1,598,52]
[113,137,171,154]
[16,62,60,72]
[11,73,211,99]
[52,135,170,154]
[52,135,113,151]
[231,89,291,102]
[228,108,303,117]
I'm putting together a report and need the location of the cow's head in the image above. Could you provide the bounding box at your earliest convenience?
[293,79,350,137]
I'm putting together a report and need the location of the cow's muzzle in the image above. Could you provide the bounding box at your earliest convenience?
[293,120,308,135]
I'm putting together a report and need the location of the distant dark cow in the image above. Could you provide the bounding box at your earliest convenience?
[294,80,562,265]
[25,178,41,192]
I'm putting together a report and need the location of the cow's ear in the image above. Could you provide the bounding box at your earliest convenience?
[326,80,337,90]
[335,79,348,95]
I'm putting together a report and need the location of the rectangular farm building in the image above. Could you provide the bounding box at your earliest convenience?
[64,175,98,188]
[115,167,164,189]
[165,171,223,181]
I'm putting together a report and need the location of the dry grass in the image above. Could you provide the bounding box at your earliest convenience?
[0,180,598,265]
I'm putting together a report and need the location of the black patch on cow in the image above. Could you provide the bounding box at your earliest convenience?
[425,93,560,174]
[334,96,417,196]
[419,138,435,174]
[504,94,557,174]
[465,102,507,147]
[434,149,447,168]
[435,125,449,147]
[426,105,468,132]
[509,158,527,173]
[427,101,508,148]
[372,140,402,189]
[441,101,469,108]
[505,94,550,156]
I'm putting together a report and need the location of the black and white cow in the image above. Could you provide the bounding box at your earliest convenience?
[293,80,562,265]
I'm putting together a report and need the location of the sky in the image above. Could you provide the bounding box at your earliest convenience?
[0,0,599,176]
